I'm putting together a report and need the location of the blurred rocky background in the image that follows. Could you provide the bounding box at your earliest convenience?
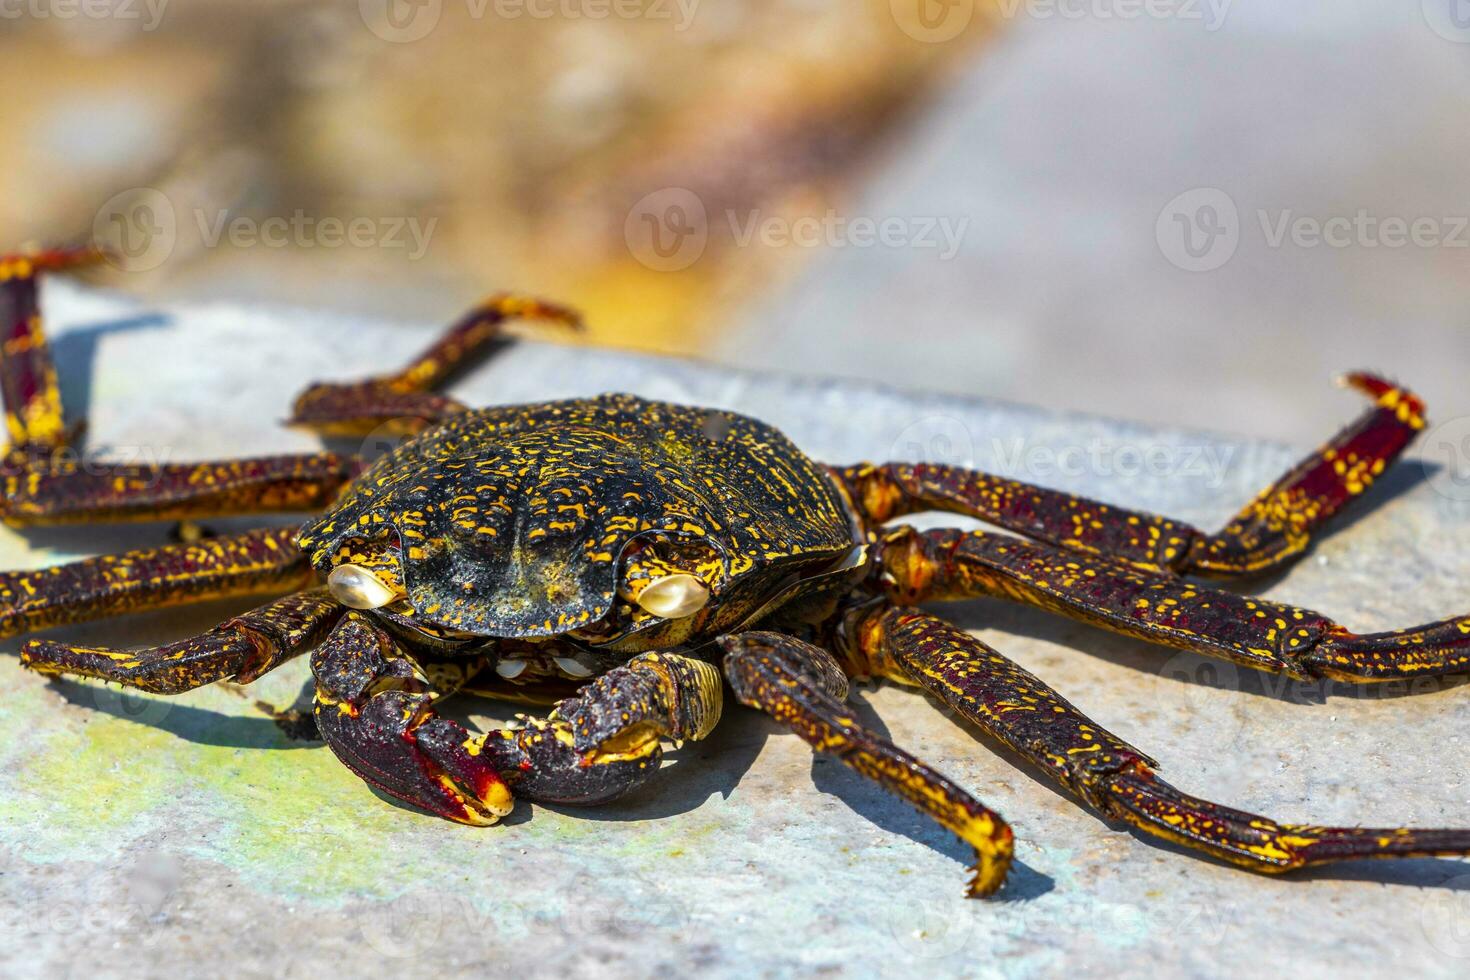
[3,2,1470,448]
[0,0,996,352]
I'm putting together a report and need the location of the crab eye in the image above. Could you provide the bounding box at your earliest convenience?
[328,564,403,610]
[616,536,722,622]
[634,573,710,620]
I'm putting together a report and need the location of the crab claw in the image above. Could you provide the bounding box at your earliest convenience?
[311,613,513,825]
[310,613,681,820]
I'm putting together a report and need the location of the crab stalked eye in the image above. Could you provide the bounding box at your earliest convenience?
[328,564,403,610]
[633,574,710,620]
[616,537,722,623]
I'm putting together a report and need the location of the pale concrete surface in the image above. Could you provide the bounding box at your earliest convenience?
[0,281,1468,979]
[718,1,1470,447]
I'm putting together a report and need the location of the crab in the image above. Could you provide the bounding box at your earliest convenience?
[3,247,1469,897]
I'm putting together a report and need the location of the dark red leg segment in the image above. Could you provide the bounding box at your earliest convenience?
[1,246,362,526]
[853,606,1470,873]
[880,526,1470,682]
[288,294,581,436]
[1189,373,1426,574]
[0,453,362,526]
[0,247,104,456]
[0,527,313,639]
[719,630,1014,897]
[834,373,1426,578]
[21,589,342,693]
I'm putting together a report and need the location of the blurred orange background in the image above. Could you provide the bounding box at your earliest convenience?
[0,1,997,351]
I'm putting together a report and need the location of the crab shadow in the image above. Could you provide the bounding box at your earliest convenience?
[468,691,1055,902]
[898,666,1470,893]
[41,676,320,751]
[478,703,768,827]
[933,458,1470,707]
[52,313,169,438]
[7,308,304,557]
[942,593,1470,708]
[807,688,1054,901]
[1,596,322,751]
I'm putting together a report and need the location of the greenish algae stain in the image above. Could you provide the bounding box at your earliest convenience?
[0,653,735,907]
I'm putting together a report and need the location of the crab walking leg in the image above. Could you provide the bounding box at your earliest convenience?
[0,248,362,524]
[883,526,1470,682]
[0,527,313,639]
[834,373,1425,578]
[718,631,1014,898]
[853,606,1470,872]
[288,294,582,436]
[312,614,721,824]
[0,453,362,526]
[20,589,342,693]
[0,247,104,456]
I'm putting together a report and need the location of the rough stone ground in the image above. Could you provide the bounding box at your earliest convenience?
[0,282,1467,979]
